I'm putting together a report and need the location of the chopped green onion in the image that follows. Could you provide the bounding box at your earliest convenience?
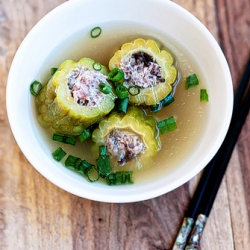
[157,116,177,134]
[52,133,76,145]
[107,171,134,185]
[50,68,58,76]
[150,103,162,113]
[124,171,134,184]
[128,86,140,96]
[108,68,124,83]
[161,94,175,107]
[96,155,111,178]
[85,167,99,182]
[99,83,111,94]
[90,27,102,38]
[65,155,81,169]
[200,89,209,102]
[93,62,102,71]
[118,97,129,113]
[150,94,175,113]
[116,85,128,99]
[52,147,66,161]
[99,145,107,156]
[30,80,42,96]
[78,129,91,142]
[185,74,199,89]
[77,159,94,175]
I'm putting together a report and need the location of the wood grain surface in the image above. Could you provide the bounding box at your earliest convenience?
[0,0,249,249]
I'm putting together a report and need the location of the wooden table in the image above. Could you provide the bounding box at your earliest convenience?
[1,0,249,249]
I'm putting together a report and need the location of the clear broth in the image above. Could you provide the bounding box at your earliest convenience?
[35,21,209,184]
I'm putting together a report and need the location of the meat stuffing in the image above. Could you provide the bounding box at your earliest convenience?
[106,130,146,166]
[67,66,108,107]
[120,52,165,89]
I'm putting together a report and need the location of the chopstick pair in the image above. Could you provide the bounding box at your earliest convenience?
[172,55,250,249]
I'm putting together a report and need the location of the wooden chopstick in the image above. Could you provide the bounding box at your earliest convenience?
[172,55,250,250]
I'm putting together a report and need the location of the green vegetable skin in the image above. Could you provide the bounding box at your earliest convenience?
[92,106,161,163]
[36,58,115,135]
[109,38,177,106]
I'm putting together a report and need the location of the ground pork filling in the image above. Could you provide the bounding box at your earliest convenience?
[120,52,165,89]
[67,66,108,107]
[106,130,146,166]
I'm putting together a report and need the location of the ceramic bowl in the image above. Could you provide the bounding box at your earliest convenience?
[6,0,233,202]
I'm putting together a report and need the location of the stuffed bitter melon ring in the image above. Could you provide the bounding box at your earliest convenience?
[109,38,177,106]
[36,58,116,136]
[92,106,161,166]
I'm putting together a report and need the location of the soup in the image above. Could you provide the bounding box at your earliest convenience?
[33,21,209,184]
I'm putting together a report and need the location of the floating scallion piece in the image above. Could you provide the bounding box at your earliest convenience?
[96,155,111,178]
[161,94,175,107]
[65,155,81,169]
[30,80,42,96]
[128,86,140,96]
[107,171,134,185]
[118,97,129,113]
[77,159,99,182]
[151,103,162,113]
[185,73,199,89]
[93,62,102,71]
[200,89,209,102]
[99,145,107,157]
[108,68,124,83]
[150,94,175,113]
[90,27,102,38]
[157,116,177,134]
[116,85,128,99]
[50,68,58,76]
[52,133,76,145]
[78,128,91,142]
[52,147,66,161]
[98,83,111,94]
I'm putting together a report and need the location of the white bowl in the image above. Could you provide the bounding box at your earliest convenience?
[6,0,233,203]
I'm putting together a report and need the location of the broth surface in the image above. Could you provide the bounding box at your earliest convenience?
[34,21,209,184]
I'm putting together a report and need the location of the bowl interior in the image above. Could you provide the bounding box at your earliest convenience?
[6,0,233,202]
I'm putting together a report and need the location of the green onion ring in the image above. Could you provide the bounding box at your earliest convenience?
[93,62,102,71]
[98,83,111,94]
[30,80,42,96]
[108,68,124,82]
[86,167,99,182]
[116,85,128,99]
[90,27,102,38]
[128,86,140,96]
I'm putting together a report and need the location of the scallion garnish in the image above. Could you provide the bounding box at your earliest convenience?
[52,133,76,145]
[107,171,134,185]
[93,62,102,71]
[157,116,177,134]
[128,86,140,96]
[50,68,58,76]
[200,89,209,102]
[65,155,81,169]
[85,167,99,182]
[90,26,102,38]
[150,103,162,113]
[161,94,175,107]
[185,73,199,89]
[30,80,42,96]
[99,145,107,156]
[96,155,111,178]
[52,147,66,161]
[116,85,128,99]
[79,128,91,142]
[77,159,95,175]
[99,83,111,94]
[108,68,124,83]
[118,97,129,113]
